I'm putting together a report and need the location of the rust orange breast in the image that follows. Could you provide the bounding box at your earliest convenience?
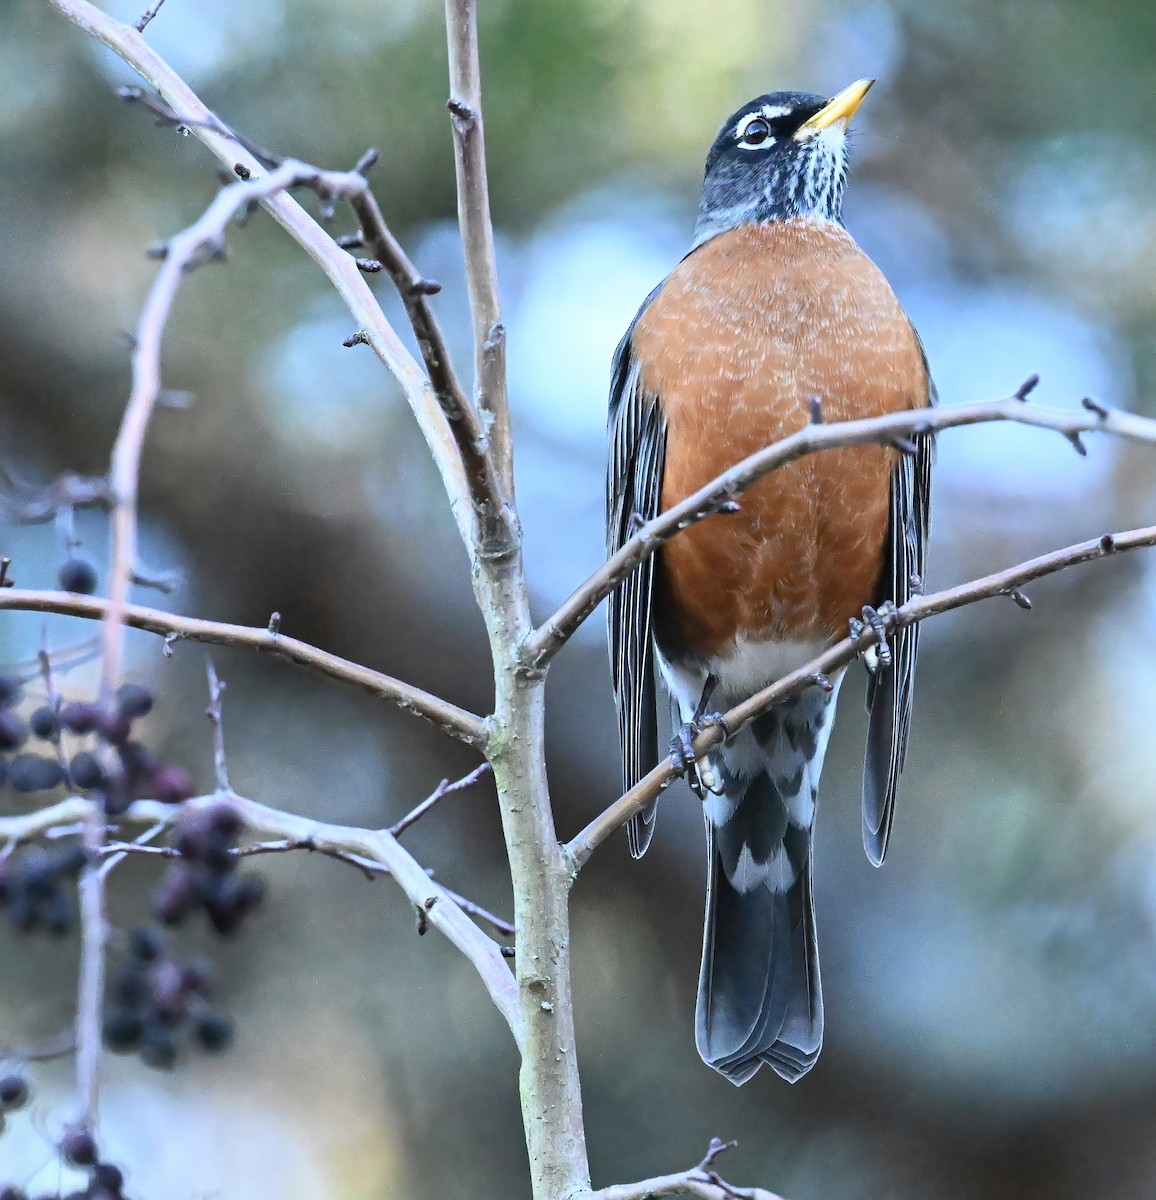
[631,220,929,659]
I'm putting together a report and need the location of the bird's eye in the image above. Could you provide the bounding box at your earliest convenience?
[737,117,772,148]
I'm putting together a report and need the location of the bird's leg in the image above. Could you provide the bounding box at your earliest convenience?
[849,603,895,672]
[670,674,730,797]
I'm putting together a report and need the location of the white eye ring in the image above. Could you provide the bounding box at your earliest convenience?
[735,111,776,149]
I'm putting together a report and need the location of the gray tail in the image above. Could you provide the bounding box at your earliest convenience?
[694,687,840,1085]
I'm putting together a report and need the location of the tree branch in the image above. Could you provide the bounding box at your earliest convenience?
[0,794,521,1039]
[42,0,479,548]
[525,390,1156,668]
[341,178,516,557]
[0,590,487,746]
[445,0,511,494]
[564,523,1156,872]
[584,1139,786,1200]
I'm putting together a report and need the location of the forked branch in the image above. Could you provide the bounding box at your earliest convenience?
[0,591,487,746]
[445,0,512,494]
[585,1138,786,1200]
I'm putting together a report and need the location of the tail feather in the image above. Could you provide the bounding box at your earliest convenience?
[697,818,822,1084]
[694,680,841,1085]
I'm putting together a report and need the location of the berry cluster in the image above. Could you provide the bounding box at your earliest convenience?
[55,1129,129,1200]
[0,677,193,815]
[154,806,265,935]
[103,924,233,1069]
[0,1085,131,1200]
[0,845,86,937]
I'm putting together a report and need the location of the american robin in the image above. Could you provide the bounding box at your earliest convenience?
[607,79,933,1084]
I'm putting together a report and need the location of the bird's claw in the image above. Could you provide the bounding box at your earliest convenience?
[851,603,894,672]
[670,712,730,798]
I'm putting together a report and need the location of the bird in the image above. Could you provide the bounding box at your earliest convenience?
[606,79,933,1085]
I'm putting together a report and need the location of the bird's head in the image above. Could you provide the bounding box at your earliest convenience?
[693,79,874,248]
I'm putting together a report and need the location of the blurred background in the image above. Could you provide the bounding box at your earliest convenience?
[2,0,1156,1196]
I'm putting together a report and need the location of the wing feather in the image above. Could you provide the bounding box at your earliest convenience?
[862,349,935,866]
[607,312,667,857]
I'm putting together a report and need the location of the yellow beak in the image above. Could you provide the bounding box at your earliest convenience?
[794,78,875,140]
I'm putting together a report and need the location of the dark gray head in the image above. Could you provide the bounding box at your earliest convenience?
[692,79,874,248]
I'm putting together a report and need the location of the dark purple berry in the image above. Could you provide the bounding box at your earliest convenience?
[53,846,88,877]
[57,556,98,595]
[100,781,132,817]
[118,740,158,785]
[207,805,243,842]
[139,1027,178,1070]
[152,765,193,805]
[115,683,154,719]
[69,751,104,790]
[113,969,150,1009]
[93,1163,124,1191]
[153,865,198,925]
[97,710,131,746]
[192,1011,234,1052]
[7,754,66,793]
[103,1012,143,1052]
[180,961,215,998]
[0,676,23,707]
[0,711,29,752]
[127,925,165,964]
[43,892,73,937]
[0,1073,29,1110]
[28,706,59,740]
[0,1186,29,1200]
[60,702,100,735]
[61,1128,98,1166]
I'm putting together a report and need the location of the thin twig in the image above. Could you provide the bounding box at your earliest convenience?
[0,466,109,525]
[445,0,511,494]
[204,657,230,792]
[389,763,491,837]
[342,177,515,557]
[133,0,165,32]
[0,1029,78,1067]
[0,591,487,746]
[97,820,166,880]
[564,521,1156,872]
[585,1138,786,1200]
[99,830,516,938]
[525,389,1156,668]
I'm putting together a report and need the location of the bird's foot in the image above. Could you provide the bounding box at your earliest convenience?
[849,603,895,672]
[670,712,730,798]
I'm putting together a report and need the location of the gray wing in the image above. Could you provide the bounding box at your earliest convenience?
[862,349,935,867]
[607,304,667,858]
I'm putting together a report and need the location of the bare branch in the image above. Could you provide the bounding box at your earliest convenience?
[101,827,516,939]
[565,522,1156,872]
[134,0,165,32]
[389,763,492,837]
[99,157,313,703]
[0,590,488,746]
[585,1138,786,1200]
[0,466,109,525]
[75,812,106,1126]
[43,0,478,549]
[0,794,521,1039]
[0,1029,78,1067]
[340,179,516,556]
[525,391,1156,668]
[204,657,231,792]
[445,0,511,493]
